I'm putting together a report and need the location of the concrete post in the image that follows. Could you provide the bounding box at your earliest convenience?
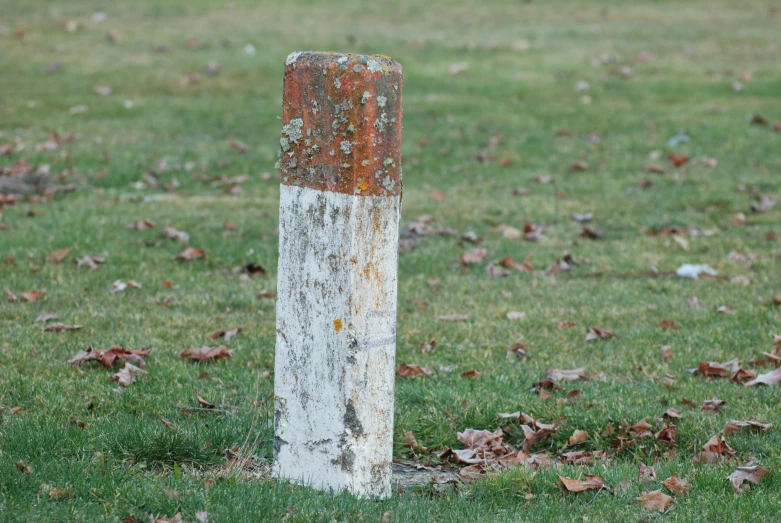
[273,51,402,499]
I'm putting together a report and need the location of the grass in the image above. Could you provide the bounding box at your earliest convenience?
[1,0,780,520]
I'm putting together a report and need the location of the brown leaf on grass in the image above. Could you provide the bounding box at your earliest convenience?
[630,418,653,438]
[585,327,614,341]
[395,364,434,377]
[20,290,43,302]
[646,164,665,174]
[560,450,605,465]
[461,231,482,244]
[460,369,481,379]
[46,248,72,264]
[162,225,190,242]
[177,247,205,261]
[702,434,735,456]
[35,312,59,323]
[128,219,155,230]
[486,262,511,278]
[75,255,106,270]
[457,428,504,451]
[209,328,242,342]
[110,280,142,293]
[521,421,559,452]
[15,460,33,474]
[557,474,603,493]
[639,463,656,484]
[523,221,546,242]
[194,389,215,408]
[668,153,689,167]
[579,226,601,239]
[655,424,678,446]
[728,460,769,493]
[548,368,587,382]
[10,407,22,415]
[661,345,673,362]
[499,256,533,273]
[557,321,577,329]
[723,420,772,435]
[695,359,741,378]
[459,248,489,265]
[530,378,560,394]
[180,346,233,362]
[402,431,418,448]
[661,409,681,420]
[701,399,725,413]
[633,490,674,512]
[662,473,691,496]
[229,140,249,153]
[568,429,588,446]
[438,314,469,322]
[658,319,678,330]
[751,194,776,213]
[745,367,781,386]
[5,289,18,302]
[569,161,589,172]
[109,362,145,387]
[44,323,82,332]
[533,174,555,184]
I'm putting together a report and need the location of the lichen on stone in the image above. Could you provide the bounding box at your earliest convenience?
[282,118,304,143]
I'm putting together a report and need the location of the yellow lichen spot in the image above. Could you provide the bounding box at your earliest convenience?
[333,318,343,332]
[357,181,369,191]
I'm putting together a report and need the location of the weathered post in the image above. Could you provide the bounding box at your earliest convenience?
[273,51,402,499]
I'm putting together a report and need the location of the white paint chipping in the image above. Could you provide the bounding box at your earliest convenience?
[274,184,400,499]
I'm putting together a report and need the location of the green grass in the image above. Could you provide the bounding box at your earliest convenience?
[1,0,781,521]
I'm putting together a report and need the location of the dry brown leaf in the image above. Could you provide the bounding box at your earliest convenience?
[180,346,233,362]
[728,460,769,493]
[402,431,418,448]
[194,389,215,408]
[557,474,603,493]
[557,321,577,329]
[633,490,674,512]
[15,460,33,474]
[662,473,691,496]
[46,247,72,264]
[547,368,587,382]
[457,428,504,451]
[44,323,82,332]
[723,420,772,435]
[160,418,176,431]
[128,219,155,230]
[661,344,673,362]
[655,424,678,446]
[460,369,481,379]
[745,367,781,386]
[75,255,106,270]
[459,248,489,265]
[109,362,145,387]
[630,418,653,438]
[177,247,205,261]
[20,290,43,302]
[585,327,615,341]
[163,225,190,242]
[639,463,656,484]
[10,406,22,415]
[701,398,725,413]
[209,328,242,342]
[702,434,735,456]
[568,429,588,446]
[35,312,59,323]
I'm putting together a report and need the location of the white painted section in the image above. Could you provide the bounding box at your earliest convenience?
[273,184,400,499]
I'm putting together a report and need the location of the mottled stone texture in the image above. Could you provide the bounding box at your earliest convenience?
[273,52,402,499]
[280,52,402,197]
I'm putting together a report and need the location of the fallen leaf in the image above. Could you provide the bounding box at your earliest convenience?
[20,290,43,302]
[460,369,481,379]
[701,398,725,413]
[751,194,776,213]
[163,225,190,242]
[630,418,653,438]
[194,389,215,408]
[44,323,82,332]
[177,247,205,261]
[639,463,656,484]
[35,312,59,323]
[568,429,588,446]
[557,321,577,329]
[728,460,769,493]
[15,460,33,474]
[229,140,249,153]
[655,424,678,446]
[523,221,546,242]
[662,473,691,496]
[658,319,678,330]
[557,474,603,493]
[668,153,689,167]
[457,428,504,451]
[548,368,587,382]
[459,248,488,265]
[46,247,72,264]
[461,231,482,244]
[402,431,418,448]
[585,327,615,341]
[723,419,772,435]
[579,226,601,239]
[109,362,145,387]
[75,255,106,270]
[209,328,242,342]
[661,344,673,362]
[569,161,589,172]
[506,311,526,321]
[180,346,233,362]
[128,219,155,230]
[438,314,469,322]
[633,490,674,512]
[10,407,22,415]
[745,367,781,386]
[702,434,735,456]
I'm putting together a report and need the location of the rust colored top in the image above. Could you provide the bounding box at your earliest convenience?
[280,52,402,197]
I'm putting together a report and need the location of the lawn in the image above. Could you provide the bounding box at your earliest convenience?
[1,0,781,521]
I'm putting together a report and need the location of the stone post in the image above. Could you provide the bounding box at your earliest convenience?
[273,51,402,499]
